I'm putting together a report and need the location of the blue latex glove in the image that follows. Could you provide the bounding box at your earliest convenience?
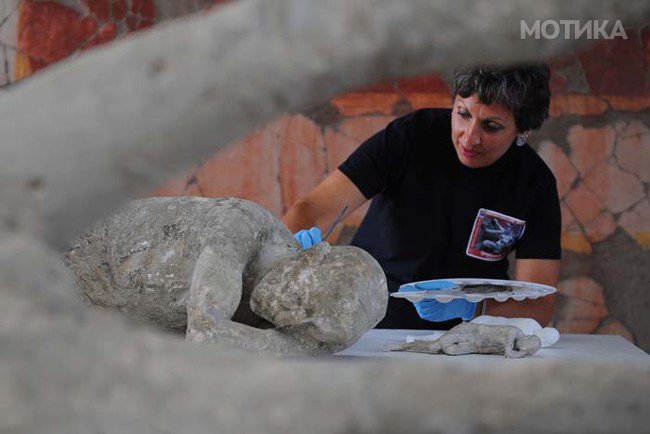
[400,280,477,322]
[294,227,322,249]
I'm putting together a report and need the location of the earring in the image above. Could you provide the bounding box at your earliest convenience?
[516,132,528,147]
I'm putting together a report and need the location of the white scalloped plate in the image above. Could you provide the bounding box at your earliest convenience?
[390,278,557,303]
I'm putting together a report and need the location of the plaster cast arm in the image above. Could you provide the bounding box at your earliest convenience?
[193,319,336,356]
[185,246,332,356]
[185,245,244,342]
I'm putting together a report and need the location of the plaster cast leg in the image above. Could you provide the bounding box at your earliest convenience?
[199,318,333,356]
[504,332,541,359]
[503,333,530,359]
[509,335,542,359]
[385,340,440,353]
[504,348,529,359]
[386,335,461,354]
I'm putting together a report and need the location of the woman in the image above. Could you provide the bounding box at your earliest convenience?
[283,64,560,330]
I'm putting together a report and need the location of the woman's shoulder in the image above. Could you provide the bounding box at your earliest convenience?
[388,108,451,139]
[516,144,557,187]
[395,107,451,126]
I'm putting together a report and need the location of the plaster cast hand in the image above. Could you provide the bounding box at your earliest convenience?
[400,281,477,322]
[294,227,322,249]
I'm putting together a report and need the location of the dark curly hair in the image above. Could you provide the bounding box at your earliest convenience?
[452,64,551,132]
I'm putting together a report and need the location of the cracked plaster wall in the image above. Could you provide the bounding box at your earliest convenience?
[160,27,650,351]
[2,1,649,351]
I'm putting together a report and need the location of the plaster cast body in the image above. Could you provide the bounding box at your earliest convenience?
[65,196,388,356]
[388,322,542,358]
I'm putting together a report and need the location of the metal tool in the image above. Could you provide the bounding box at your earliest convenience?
[322,204,348,242]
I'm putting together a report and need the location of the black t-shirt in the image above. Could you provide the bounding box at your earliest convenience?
[338,108,561,329]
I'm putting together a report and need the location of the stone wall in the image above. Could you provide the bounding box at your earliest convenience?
[2,2,648,350]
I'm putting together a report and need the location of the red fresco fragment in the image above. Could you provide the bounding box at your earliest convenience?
[396,74,450,94]
[642,28,650,93]
[80,15,99,37]
[112,0,128,21]
[578,32,645,96]
[82,0,110,22]
[85,23,117,49]
[131,0,155,20]
[17,0,156,76]
[138,18,154,30]
[125,16,153,32]
[352,81,395,94]
[126,15,140,31]
[549,70,569,95]
[18,1,96,71]
[548,54,576,70]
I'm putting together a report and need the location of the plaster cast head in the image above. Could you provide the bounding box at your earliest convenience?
[514,334,542,356]
[250,242,388,346]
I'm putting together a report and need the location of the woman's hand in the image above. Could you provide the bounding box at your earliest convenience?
[400,280,477,322]
[413,298,477,322]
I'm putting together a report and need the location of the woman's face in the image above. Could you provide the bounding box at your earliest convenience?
[451,94,519,168]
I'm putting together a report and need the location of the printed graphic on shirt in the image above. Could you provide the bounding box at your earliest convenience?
[466,209,526,261]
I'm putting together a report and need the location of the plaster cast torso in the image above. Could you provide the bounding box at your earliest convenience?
[66,196,388,356]
[67,196,294,330]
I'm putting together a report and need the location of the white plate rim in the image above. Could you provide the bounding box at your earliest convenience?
[390,277,557,303]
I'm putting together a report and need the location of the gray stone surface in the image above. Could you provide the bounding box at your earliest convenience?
[593,229,650,352]
[154,0,215,20]
[2,269,650,433]
[387,322,542,358]
[65,196,387,356]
